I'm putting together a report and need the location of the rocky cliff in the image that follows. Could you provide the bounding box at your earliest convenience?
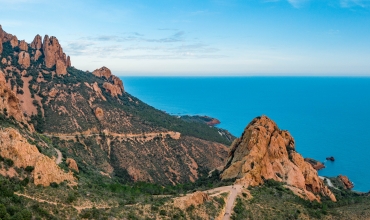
[0,128,75,186]
[221,116,336,202]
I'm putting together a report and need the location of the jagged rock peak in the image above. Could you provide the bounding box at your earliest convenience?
[93,66,124,97]
[19,40,28,51]
[42,35,70,74]
[221,115,336,202]
[31,34,42,49]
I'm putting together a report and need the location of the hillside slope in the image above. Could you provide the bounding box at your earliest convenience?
[0,24,231,185]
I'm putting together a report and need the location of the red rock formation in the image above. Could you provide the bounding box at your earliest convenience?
[93,67,124,97]
[0,128,76,186]
[221,116,336,202]
[92,66,112,78]
[305,158,325,170]
[42,35,70,74]
[338,175,354,189]
[31,34,42,49]
[66,158,79,173]
[10,35,18,48]
[34,50,42,61]
[94,107,104,120]
[18,51,31,68]
[67,55,71,67]
[0,25,4,54]
[0,70,27,123]
[56,59,67,75]
[19,40,28,51]
[206,118,221,126]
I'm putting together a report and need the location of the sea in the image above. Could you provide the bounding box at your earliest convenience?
[121,76,370,192]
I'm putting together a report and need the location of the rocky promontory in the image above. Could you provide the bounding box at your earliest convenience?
[220,115,336,202]
[305,158,325,170]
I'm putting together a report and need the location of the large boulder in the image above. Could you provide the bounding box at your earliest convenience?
[221,116,336,202]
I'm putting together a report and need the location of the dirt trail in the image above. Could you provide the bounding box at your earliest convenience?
[204,185,243,220]
[54,148,62,164]
[14,192,116,212]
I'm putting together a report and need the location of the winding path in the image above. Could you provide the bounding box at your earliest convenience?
[204,185,243,220]
[54,148,62,164]
[14,192,116,212]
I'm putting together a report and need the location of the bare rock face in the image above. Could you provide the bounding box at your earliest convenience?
[19,40,28,51]
[94,107,104,120]
[92,66,112,78]
[0,128,76,186]
[66,158,79,173]
[0,71,26,123]
[67,55,71,67]
[42,35,70,72]
[93,67,124,97]
[56,59,67,75]
[221,116,336,202]
[0,25,4,54]
[10,35,18,48]
[103,82,123,97]
[34,49,42,61]
[338,175,354,189]
[31,34,42,49]
[174,191,210,209]
[18,51,31,68]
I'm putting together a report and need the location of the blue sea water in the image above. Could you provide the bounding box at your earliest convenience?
[121,77,370,192]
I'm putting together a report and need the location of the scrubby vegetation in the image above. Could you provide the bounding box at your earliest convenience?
[232,179,370,220]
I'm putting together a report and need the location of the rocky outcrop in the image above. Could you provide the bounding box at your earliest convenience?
[326,156,335,161]
[0,128,76,186]
[103,82,123,97]
[19,40,28,51]
[67,55,71,67]
[18,51,30,68]
[305,158,325,170]
[31,34,42,49]
[338,175,354,189]
[34,49,42,61]
[94,107,104,120]
[56,59,67,75]
[174,191,210,209]
[10,35,18,48]
[66,158,79,173]
[93,67,124,97]
[221,116,336,202]
[0,70,26,122]
[42,35,70,74]
[92,66,112,79]
[0,25,4,54]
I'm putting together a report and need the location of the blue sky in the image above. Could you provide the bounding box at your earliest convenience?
[1,0,370,76]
